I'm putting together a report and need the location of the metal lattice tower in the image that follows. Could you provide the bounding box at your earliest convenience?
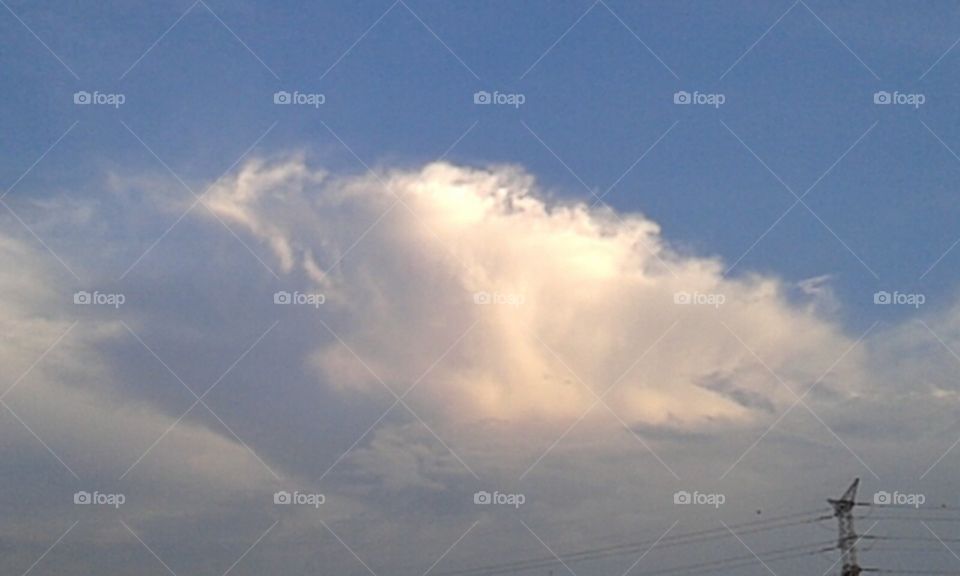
[828,478,862,576]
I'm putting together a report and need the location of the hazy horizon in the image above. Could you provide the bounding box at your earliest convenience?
[2,1,960,575]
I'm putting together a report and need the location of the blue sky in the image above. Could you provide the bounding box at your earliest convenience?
[4,2,960,575]
[7,0,960,327]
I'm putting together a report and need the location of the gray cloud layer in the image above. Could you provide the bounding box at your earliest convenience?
[1,157,959,574]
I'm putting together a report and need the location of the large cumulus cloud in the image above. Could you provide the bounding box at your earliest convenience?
[201,157,860,433]
[4,156,960,575]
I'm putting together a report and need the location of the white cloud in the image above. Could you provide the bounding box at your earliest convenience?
[0,231,277,509]
[4,157,960,574]
[202,157,861,435]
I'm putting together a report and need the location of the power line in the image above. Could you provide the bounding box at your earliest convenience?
[432,509,832,576]
[412,481,960,576]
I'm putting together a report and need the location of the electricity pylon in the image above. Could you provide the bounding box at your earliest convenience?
[828,478,862,576]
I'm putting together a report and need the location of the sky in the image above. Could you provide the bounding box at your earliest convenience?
[3,1,960,575]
